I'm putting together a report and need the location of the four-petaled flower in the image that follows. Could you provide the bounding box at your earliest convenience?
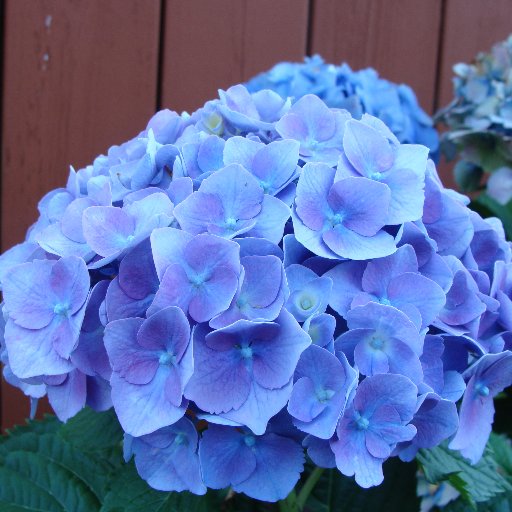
[104,306,193,436]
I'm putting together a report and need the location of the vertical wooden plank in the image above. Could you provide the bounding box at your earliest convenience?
[161,0,310,113]
[1,0,161,431]
[310,0,442,114]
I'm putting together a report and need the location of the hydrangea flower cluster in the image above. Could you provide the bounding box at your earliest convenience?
[437,35,512,203]
[246,55,439,158]
[1,81,512,502]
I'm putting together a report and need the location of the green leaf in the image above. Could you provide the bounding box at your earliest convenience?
[100,462,219,512]
[0,465,64,511]
[2,414,60,439]
[488,433,512,475]
[0,499,51,512]
[454,160,484,192]
[305,459,420,512]
[417,443,512,506]
[59,407,123,452]
[1,428,120,502]
[3,450,100,511]
[444,492,512,512]
[452,132,511,172]
[0,412,125,510]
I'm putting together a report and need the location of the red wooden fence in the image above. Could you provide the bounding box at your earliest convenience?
[1,0,511,431]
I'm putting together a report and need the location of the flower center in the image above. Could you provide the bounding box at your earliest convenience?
[331,213,344,227]
[355,413,370,430]
[159,352,176,366]
[204,112,224,135]
[225,217,238,230]
[240,345,253,359]
[189,273,206,287]
[475,382,490,397]
[126,234,135,244]
[300,296,314,310]
[53,303,70,317]
[236,295,248,309]
[369,336,385,350]
[316,388,335,403]
[244,435,256,447]
[259,181,271,193]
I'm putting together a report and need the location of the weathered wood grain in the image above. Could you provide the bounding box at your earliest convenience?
[310,0,443,114]
[160,0,310,113]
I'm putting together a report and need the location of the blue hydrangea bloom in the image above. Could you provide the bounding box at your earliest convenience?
[223,137,300,202]
[0,242,45,288]
[2,74,511,500]
[83,191,174,268]
[398,392,459,462]
[288,345,357,439]
[294,163,396,260]
[246,55,439,156]
[276,95,348,166]
[185,310,310,434]
[303,435,336,469]
[72,280,111,381]
[336,302,423,384]
[36,176,112,262]
[45,369,111,422]
[216,84,290,134]
[174,163,290,244]
[449,351,512,463]
[173,133,225,183]
[149,228,240,322]
[105,240,159,321]
[3,256,90,378]
[329,244,446,330]
[130,417,206,494]
[303,313,336,351]
[210,254,288,328]
[199,424,304,502]
[285,264,333,322]
[338,118,428,225]
[0,316,46,404]
[331,373,417,487]
[104,306,193,436]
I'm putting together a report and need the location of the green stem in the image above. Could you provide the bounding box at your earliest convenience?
[297,467,325,509]
[278,490,299,512]
[278,467,325,511]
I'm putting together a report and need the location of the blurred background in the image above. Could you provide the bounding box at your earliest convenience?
[1,0,511,430]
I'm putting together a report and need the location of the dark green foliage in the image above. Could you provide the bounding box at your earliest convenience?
[303,459,420,512]
[0,409,511,511]
[100,462,219,512]
[454,161,484,192]
[417,436,512,509]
